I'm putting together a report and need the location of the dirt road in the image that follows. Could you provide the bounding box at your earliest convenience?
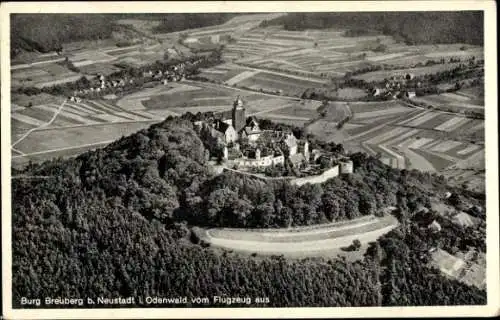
[199,215,398,257]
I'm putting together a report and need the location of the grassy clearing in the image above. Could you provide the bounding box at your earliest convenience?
[429,249,466,278]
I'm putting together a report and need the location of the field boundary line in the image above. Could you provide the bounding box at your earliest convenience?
[12,140,116,159]
[11,99,67,148]
[11,147,26,156]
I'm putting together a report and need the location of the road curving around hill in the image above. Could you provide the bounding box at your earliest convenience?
[193,214,398,257]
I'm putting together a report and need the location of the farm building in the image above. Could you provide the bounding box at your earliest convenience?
[428,220,442,232]
[406,91,417,99]
[371,88,382,96]
[339,159,354,174]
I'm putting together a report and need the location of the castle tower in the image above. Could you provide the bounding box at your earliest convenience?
[303,140,309,161]
[255,148,261,160]
[232,96,246,132]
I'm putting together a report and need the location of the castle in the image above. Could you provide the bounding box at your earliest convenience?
[195,96,310,169]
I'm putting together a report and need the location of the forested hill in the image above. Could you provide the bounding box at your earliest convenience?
[152,13,238,34]
[261,11,484,45]
[12,116,486,307]
[11,14,112,55]
[10,14,238,57]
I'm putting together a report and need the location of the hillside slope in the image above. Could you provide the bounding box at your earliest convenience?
[261,11,483,45]
[11,117,486,307]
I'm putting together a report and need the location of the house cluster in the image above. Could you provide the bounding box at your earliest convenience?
[370,72,418,99]
[72,59,198,98]
[194,97,353,176]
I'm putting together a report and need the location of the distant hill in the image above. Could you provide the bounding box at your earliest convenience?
[261,11,484,45]
[152,13,239,34]
[10,13,239,58]
[11,14,114,56]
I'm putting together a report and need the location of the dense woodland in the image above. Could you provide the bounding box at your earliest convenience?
[261,12,484,45]
[152,13,238,34]
[11,14,114,57]
[10,14,238,57]
[12,115,486,307]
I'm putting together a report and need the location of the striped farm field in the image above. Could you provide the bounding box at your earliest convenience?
[400,112,455,130]
[225,70,260,86]
[434,116,470,132]
[353,106,410,120]
[364,126,409,145]
[456,144,482,156]
[407,137,435,150]
[410,148,454,170]
[429,140,464,153]
[439,142,479,160]
[401,111,446,128]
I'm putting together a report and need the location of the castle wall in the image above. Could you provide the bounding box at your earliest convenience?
[339,160,354,174]
[233,155,284,168]
[290,165,339,186]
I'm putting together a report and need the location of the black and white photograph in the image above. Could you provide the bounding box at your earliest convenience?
[1,1,498,319]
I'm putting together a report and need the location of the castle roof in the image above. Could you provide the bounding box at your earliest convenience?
[213,120,233,134]
[233,96,244,109]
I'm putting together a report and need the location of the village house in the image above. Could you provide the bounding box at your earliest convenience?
[428,220,442,233]
[405,91,417,99]
[371,87,382,96]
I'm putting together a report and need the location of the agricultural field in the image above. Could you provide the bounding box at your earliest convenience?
[10,93,166,167]
[11,121,158,168]
[304,100,484,175]
[194,214,398,259]
[11,62,82,89]
[412,91,484,114]
[217,26,483,78]
[115,80,318,119]
[235,71,326,97]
